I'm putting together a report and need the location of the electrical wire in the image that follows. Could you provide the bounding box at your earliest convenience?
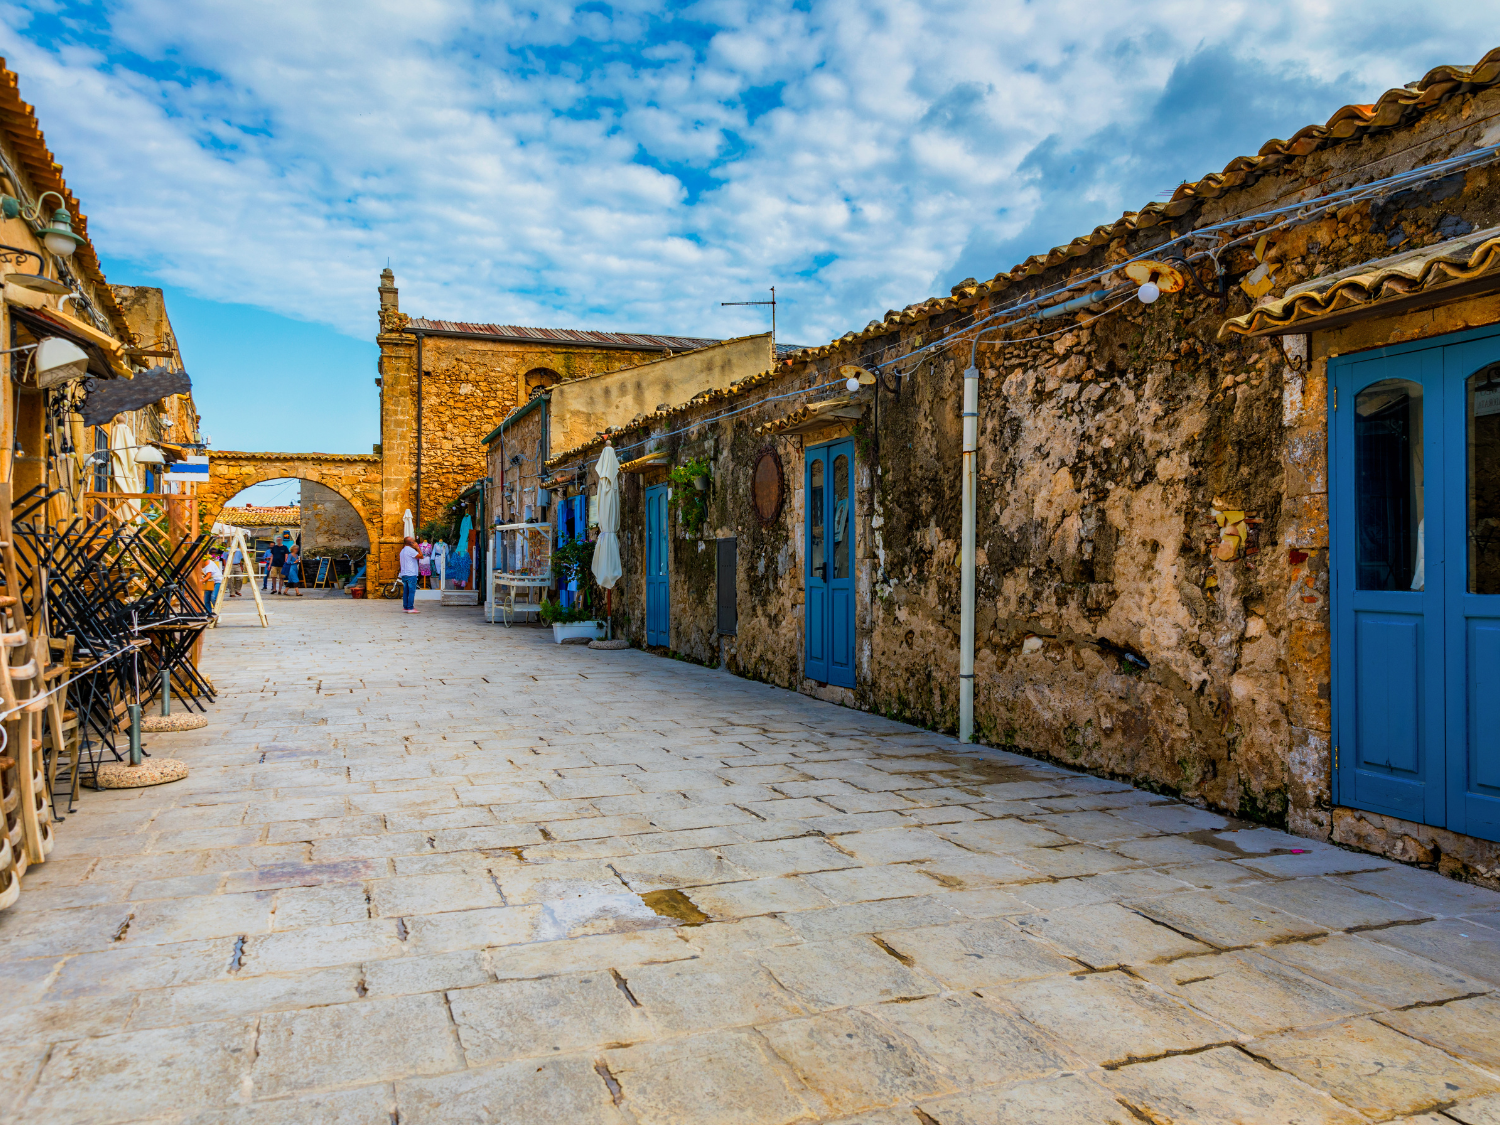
[545,140,1500,480]
[872,140,1500,378]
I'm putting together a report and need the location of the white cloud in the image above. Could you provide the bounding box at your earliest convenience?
[1,0,1493,349]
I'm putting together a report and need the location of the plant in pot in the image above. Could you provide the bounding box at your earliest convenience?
[540,595,605,643]
[668,457,711,536]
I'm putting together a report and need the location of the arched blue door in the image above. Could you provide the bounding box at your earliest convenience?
[1331,324,1500,841]
[805,440,855,687]
[644,483,669,647]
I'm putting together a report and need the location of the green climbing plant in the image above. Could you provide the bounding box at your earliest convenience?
[668,456,712,536]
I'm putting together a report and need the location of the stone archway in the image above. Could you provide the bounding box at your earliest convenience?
[202,451,383,580]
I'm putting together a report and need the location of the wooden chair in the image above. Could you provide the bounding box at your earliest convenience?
[42,636,79,812]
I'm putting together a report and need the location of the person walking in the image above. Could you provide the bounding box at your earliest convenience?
[286,544,303,596]
[201,551,223,612]
[268,537,289,595]
[229,542,244,596]
[399,536,421,613]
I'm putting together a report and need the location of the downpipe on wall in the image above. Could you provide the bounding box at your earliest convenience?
[959,364,978,743]
[956,287,1111,743]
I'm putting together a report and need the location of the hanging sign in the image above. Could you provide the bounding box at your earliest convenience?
[164,455,209,483]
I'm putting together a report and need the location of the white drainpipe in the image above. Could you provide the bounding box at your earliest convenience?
[959,364,978,743]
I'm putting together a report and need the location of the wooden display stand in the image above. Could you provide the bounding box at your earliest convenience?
[212,529,268,628]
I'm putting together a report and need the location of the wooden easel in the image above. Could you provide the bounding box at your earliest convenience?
[213,529,268,628]
[312,556,332,589]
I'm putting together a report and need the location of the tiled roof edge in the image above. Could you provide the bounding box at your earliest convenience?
[0,60,128,341]
[212,450,381,462]
[772,47,1500,365]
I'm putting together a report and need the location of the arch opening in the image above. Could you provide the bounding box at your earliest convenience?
[212,474,374,558]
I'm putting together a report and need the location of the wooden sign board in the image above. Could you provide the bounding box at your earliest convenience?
[314,556,332,588]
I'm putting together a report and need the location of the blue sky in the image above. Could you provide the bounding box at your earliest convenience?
[2,1,1494,472]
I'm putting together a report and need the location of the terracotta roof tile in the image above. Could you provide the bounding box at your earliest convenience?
[0,59,127,341]
[223,505,301,527]
[1220,224,1500,336]
[775,48,1500,365]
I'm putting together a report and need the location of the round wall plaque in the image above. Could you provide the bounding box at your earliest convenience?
[751,446,784,525]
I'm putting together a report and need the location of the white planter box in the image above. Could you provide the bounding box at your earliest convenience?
[552,621,606,643]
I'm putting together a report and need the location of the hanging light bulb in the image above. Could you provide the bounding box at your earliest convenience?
[845,376,860,392]
[1123,260,1185,307]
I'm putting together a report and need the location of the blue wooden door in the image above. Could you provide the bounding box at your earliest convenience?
[645,483,669,647]
[1331,349,1446,827]
[805,440,855,687]
[1332,324,1500,842]
[1443,336,1500,840]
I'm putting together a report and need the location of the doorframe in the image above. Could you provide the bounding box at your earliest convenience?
[803,435,856,689]
[644,481,670,648]
[1328,319,1500,814]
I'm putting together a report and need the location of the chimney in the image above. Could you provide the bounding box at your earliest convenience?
[379,268,399,312]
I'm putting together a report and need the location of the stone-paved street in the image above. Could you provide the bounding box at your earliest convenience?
[7,599,1500,1124]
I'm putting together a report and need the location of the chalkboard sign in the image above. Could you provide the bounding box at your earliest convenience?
[314,556,331,588]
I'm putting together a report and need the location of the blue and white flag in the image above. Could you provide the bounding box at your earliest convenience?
[164,455,208,483]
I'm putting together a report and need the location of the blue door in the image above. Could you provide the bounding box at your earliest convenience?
[1332,324,1500,841]
[805,440,855,687]
[645,483,669,647]
[557,494,585,607]
[1442,336,1500,840]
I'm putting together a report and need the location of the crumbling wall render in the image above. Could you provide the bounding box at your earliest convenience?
[851,84,1500,835]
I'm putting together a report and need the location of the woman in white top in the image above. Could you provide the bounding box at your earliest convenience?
[202,553,224,612]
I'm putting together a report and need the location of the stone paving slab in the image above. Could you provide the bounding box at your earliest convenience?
[6,598,1500,1122]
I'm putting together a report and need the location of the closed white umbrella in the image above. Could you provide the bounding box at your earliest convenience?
[591,444,622,636]
[402,508,415,540]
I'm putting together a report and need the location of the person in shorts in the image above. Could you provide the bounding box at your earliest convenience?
[268,538,289,594]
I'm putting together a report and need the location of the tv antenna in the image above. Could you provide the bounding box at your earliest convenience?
[721,286,775,341]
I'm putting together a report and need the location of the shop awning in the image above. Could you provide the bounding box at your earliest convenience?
[9,304,126,379]
[1220,224,1500,338]
[754,395,867,437]
[619,451,670,473]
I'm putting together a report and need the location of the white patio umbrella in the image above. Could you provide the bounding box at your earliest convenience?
[591,444,622,635]
[402,508,415,540]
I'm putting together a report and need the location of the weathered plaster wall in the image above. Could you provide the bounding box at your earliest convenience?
[301,480,370,553]
[549,334,773,454]
[556,83,1500,878]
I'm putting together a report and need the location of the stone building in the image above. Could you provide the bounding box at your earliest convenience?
[550,50,1500,882]
[371,269,718,580]
[484,333,782,538]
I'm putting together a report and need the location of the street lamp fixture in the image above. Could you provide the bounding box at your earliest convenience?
[1,191,83,258]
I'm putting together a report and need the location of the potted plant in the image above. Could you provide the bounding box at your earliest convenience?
[541,597,605,643]
[668,457,712,535]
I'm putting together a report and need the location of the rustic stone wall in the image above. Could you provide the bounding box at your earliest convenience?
[557,82,1500,876]
[301,480,370,553]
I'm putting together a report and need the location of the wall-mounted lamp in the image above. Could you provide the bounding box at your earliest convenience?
[6,273,70,295]
[840,365,877,394]
[1123,260,1185,305]
[0,335,91,387]
[1,192,83,258]
[84,444,166,466]
[34,337,89,387]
